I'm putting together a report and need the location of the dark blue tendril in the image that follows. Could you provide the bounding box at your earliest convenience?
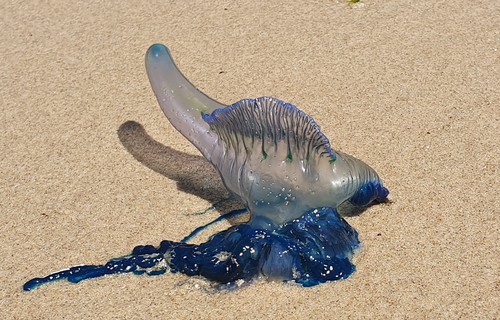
[23,207,359,291]
[181,208,247,243]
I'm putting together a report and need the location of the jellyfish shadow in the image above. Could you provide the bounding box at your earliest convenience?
[117,120,243,219]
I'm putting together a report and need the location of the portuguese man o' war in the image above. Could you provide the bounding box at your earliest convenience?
[23,44,389,291]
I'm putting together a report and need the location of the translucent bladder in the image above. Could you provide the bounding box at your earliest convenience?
[146,44,388,228]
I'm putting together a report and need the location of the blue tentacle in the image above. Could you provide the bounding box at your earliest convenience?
[24,207,359,291]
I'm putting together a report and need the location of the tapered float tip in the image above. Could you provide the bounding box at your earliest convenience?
[146,43,170,63]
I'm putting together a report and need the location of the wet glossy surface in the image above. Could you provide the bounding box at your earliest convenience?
[24,44,388,291]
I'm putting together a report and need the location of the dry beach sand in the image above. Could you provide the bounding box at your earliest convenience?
[1,0,498,319]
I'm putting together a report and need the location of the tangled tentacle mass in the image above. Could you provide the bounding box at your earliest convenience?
[24,44,388,291]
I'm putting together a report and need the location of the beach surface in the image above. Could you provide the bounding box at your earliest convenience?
[1,1,498,318]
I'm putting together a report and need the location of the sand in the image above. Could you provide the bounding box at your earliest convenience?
[1,0,498,319]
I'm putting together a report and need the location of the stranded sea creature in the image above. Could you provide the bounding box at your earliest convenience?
[23,44,389,291]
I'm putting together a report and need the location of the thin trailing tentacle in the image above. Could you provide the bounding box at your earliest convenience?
[180,208,248,243]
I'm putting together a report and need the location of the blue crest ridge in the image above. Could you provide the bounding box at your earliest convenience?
[202,97,337,162]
